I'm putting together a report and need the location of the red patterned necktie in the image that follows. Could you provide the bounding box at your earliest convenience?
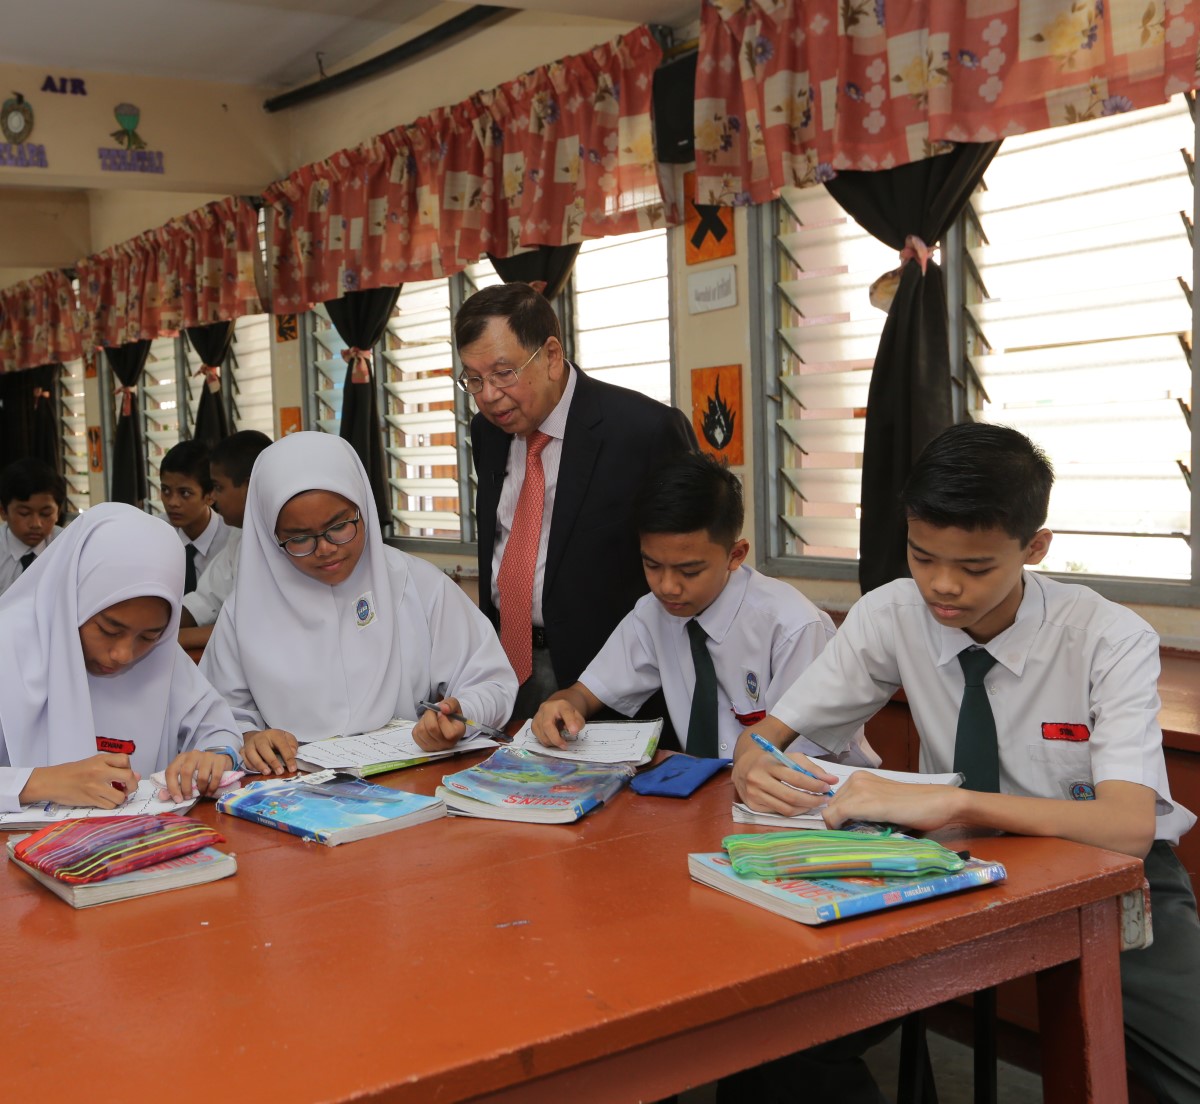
[497,431,552,684]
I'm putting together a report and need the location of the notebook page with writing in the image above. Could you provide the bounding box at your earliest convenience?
[509,718,662,766]
[0,781,196,831]
[732,760,964,828]
[295,719,497,776]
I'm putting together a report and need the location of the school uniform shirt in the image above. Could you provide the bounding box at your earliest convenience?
[199,432,517,740]
[580,564,878,763]
[178,508,230,581]
[0,521,62,598]
[489,363,578,625]
[181,528,241,627]
[0,503,242,812]
[770,570,1196,844]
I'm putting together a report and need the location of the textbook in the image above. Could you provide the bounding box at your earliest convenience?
[216,774,444,845]
[294,719,498,777]
[437,746,635,823]
[7,837,236,908]
[688,851,1007,925]
[508,717,662,767]
[0,780,197,831]
[731,761,964,829]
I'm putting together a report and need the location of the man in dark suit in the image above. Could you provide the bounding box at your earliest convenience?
[456,282,696,722]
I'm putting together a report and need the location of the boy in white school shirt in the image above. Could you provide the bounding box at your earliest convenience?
[179,430,272,652]
[159,439,229,594]
[0,458,66,598]
[531,452,875,766]
[734,423,1200,1103]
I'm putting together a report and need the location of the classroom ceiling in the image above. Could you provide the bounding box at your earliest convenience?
[0,0,698,89]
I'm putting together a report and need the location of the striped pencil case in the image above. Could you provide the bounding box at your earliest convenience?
[721,829,968,879]
[12,814,224,884]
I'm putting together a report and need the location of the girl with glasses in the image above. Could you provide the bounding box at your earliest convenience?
[199,432,516,774]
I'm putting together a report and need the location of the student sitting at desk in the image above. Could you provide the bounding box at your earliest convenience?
[0,503,243,810]
[530,452,875,765]
[0,457,66,597]
[179,429,273,653]
[733,423,1200,1103]
[199,432,517,773]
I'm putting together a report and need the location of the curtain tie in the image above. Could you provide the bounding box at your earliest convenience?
[341,347,373,384]
[195,364,222,393]
[898,234,934,275]
[32,387,51,407]
[114,384,136,417]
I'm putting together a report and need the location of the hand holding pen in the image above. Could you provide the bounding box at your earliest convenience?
[749,732,837,798]
[413,698,509,752]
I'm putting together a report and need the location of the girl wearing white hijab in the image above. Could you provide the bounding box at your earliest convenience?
[0,502,243,811]
[199,433,516,774]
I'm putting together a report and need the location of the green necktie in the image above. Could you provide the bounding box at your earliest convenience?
[954,647,1000,792]
[18,551,35,572]
[184,543,199,594]
[686,618,719,758]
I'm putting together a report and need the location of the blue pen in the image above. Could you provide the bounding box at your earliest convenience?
[750,732,835,797]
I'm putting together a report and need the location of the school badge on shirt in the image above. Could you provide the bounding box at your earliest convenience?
[744,670,760,702]
[354,591,376,629]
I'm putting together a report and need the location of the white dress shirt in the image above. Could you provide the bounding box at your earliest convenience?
[489,365,579,625]
[181,528,241,626]
[177,508,230,580]
[771,571,1196,844]
[580,565,876,763]
[0,522,61,598]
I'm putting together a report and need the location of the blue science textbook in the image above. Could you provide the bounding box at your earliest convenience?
[688,852,1007,925]
[437,746,635,823]
[217,776,444,846]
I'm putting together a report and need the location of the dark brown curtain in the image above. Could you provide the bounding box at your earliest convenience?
[0,363,59,471]
[185,320,235,448]
[105,339,152,506]
[486,245,581,301]
[825,142,1001,593]
[322,286,399,527]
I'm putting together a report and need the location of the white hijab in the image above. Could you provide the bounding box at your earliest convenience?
[0,502,188,775]
[215,432,408,739]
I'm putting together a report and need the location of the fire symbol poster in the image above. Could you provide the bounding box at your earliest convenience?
[691,365,743,465]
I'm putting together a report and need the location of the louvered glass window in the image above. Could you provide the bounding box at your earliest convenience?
[968,96,1194,583]
[60,355,90,513]
[308,304,346,433]
[140,335,186,519]
[761,100,1198,594]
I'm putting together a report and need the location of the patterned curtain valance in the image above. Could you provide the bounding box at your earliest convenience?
[264,25,669,312]
[77,196,262,348]
[0,270,81,375]
[694,0,1200,204]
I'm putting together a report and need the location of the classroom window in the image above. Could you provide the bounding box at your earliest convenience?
[755,97,1199,602]
[306,227,675,548]
[140,335,188,520]
[59,355,90,514]
[182,314,275,439]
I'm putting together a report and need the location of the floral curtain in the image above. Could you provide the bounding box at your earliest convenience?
[265,26,668,312]
[694,0,1200,204]
[77,196,262,347]
[0,271,81,375]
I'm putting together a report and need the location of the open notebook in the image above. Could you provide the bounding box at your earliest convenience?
[731,760,964,828]
[295,719,498,777]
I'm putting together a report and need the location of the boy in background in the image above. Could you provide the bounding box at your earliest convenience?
[734,422,1200,1102]
[0,458,66,597]
[532,452,874,766]
[159,439,229,595]
[180,430,272,651]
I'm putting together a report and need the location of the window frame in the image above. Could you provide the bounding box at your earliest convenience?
[750,118,1200,607]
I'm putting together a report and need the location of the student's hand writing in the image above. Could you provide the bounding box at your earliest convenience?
[18,754,140,809]
[823,772,965,833]
[161,750,234,802]
[413,698,466,752]
[531,698,586,749]
[731,725,836,817]
[241,729,298,775]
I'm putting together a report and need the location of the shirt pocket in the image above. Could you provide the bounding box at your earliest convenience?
[1025,740,1094,798]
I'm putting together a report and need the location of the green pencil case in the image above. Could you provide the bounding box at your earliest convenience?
[722,830,966,880]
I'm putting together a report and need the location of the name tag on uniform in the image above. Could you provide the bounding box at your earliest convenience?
[97,736,136,755]
[1042,722,1090,742]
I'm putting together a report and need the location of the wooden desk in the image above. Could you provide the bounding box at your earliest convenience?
[0,762,1141,1104]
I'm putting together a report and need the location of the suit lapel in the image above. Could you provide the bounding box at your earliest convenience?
[545,367,601,598]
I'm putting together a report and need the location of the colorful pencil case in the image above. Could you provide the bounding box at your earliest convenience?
[630,755,730,798]
[13,814,224,884]
[722,830,966,879]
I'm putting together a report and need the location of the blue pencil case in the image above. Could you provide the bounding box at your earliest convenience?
[631,754,731,798]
